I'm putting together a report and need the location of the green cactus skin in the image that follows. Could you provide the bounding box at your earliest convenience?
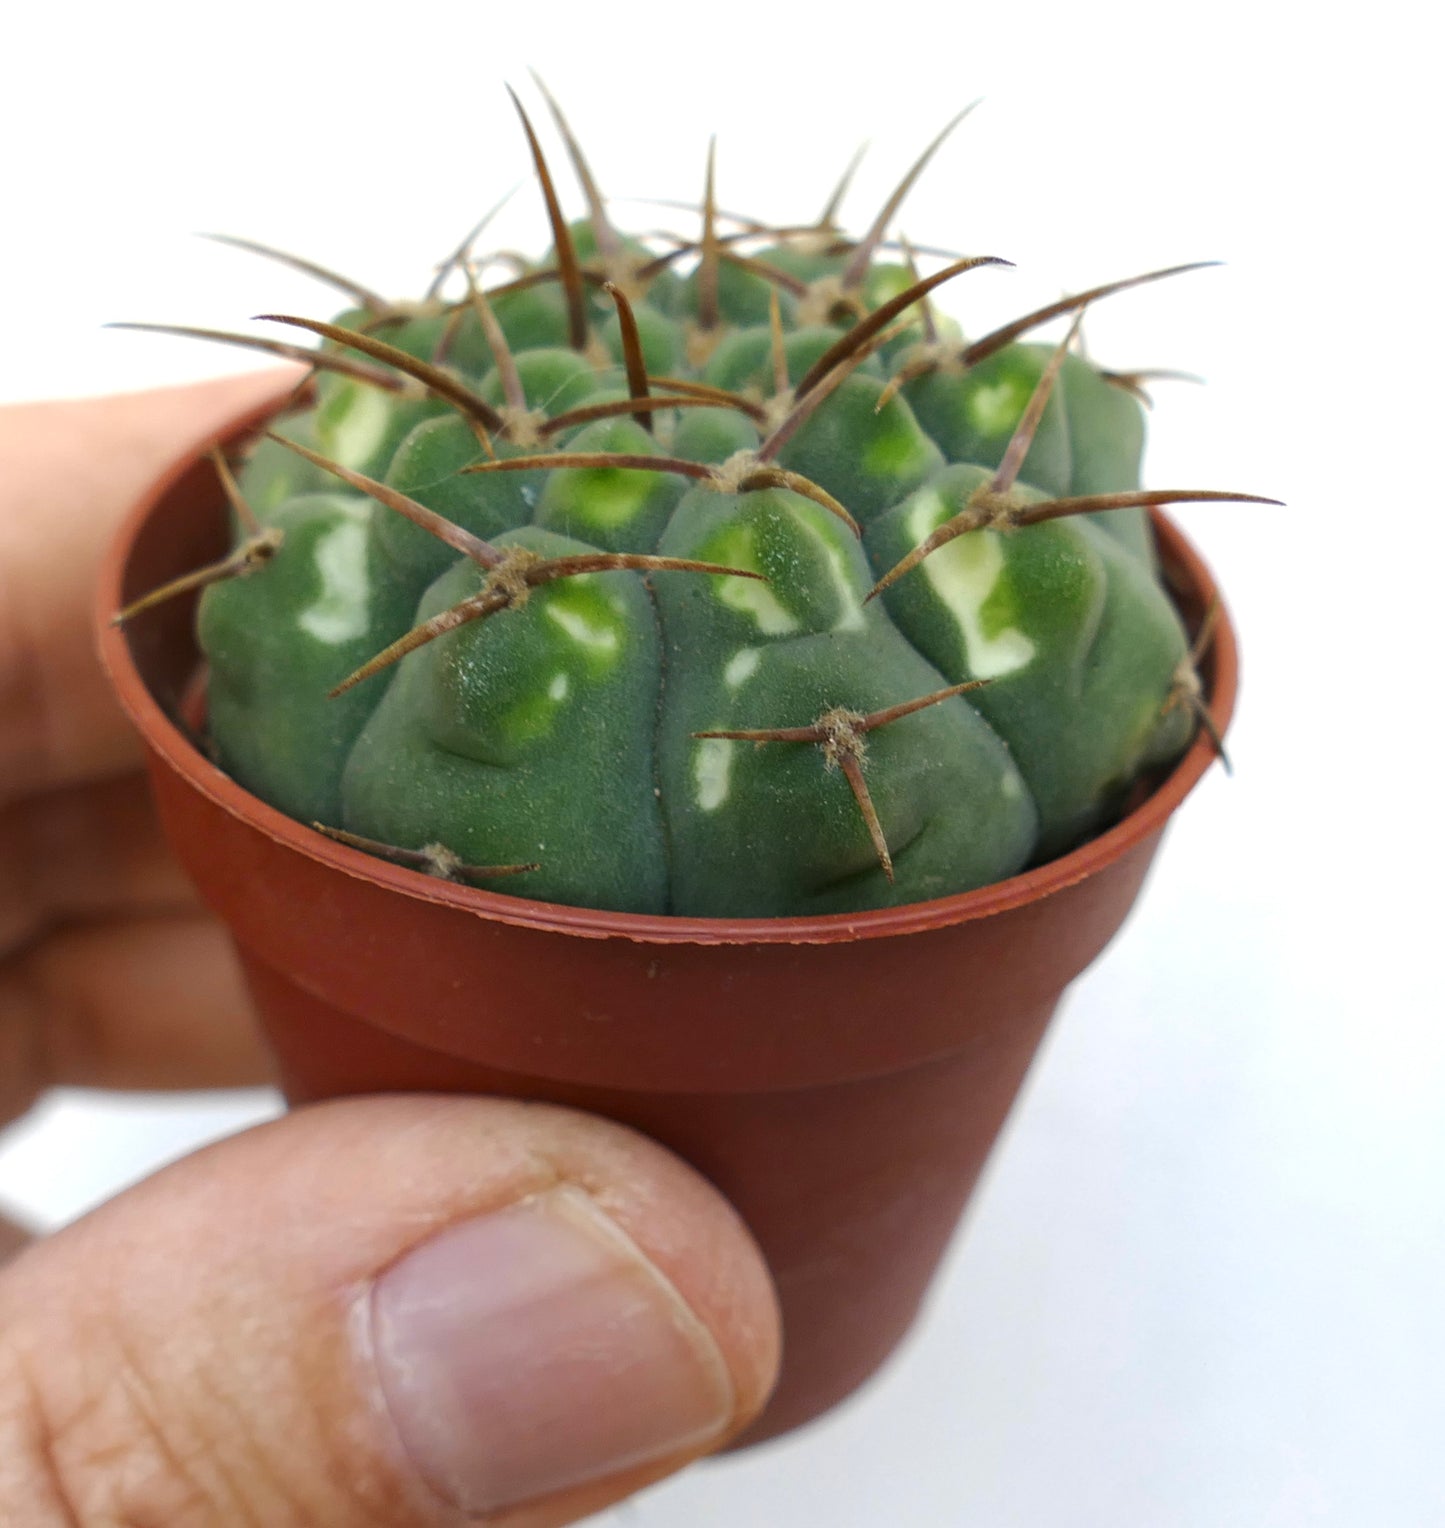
[137,97,1259,918]
[865,466,1191,857]
[198,491,417,827]
[901,347,1156,564]
[340,527,671,914]
[652,487,1036,915]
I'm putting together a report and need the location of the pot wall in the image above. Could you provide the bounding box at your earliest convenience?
[241,945,1062,1442]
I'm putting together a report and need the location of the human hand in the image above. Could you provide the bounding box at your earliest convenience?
[0,377,781,1524]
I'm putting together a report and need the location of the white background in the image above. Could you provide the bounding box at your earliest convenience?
[2,3,1442,1523]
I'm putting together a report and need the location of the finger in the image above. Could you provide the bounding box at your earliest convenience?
[0,370,300,801]
[1,770,198,957]
[0,1096,782,1527]
[0,1216,28,1264]
[1,911,271,1112]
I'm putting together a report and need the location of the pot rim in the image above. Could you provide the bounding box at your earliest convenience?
[97,400,1237,949]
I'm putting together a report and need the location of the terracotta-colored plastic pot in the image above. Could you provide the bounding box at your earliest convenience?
[97,403,1237,1445]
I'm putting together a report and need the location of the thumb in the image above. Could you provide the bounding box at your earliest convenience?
[0,1096,781,1526]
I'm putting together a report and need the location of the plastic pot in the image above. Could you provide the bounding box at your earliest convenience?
[97,402,1238,1444]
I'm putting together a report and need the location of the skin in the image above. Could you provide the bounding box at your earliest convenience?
[0,373,781,1525]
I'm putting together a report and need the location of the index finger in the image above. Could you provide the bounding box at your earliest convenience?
[0,371,300,802]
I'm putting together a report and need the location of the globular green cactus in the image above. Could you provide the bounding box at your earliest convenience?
[117,87,1270,918]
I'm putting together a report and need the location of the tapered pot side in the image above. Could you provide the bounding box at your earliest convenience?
[97,407,1237,1442]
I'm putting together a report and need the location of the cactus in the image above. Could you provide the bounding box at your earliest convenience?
[115,87,1270,918]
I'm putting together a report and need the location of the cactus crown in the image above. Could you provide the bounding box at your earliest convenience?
[115,85,1271,918]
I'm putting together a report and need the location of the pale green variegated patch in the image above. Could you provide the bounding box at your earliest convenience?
[724,647,762,688]
[545,601,620,651]
[572,470,655,529]
[499,672,574,742]
[693,736,736,810]
[298,516,372,644]
[793,516,865,632]
[542,581,624,664]
[696,522,800,635]
[712,509,863,634]
[718,573,799,635]
[967,378,1030,436]
[906,492,1035,679]
[321,384,393,470]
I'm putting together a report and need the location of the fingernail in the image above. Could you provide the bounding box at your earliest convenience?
[368,1185,735,1515]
